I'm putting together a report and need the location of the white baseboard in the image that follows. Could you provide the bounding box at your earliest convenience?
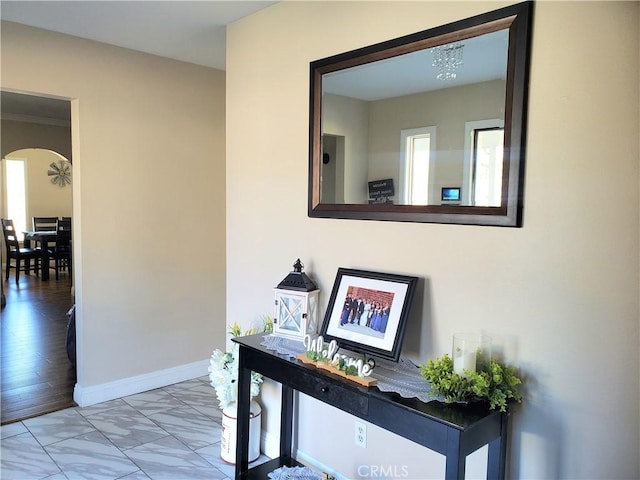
[73,359,209,407]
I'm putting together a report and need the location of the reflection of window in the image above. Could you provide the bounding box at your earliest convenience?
[400,126,436,205]
[4,159,28,235]
[472,128,504,207]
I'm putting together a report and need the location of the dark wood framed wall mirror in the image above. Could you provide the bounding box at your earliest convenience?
[308,1,533,227]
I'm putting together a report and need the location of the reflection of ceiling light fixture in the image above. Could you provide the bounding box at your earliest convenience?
[432,42,464,80]
[47,160,72,187]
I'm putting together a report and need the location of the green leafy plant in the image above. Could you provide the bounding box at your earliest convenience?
[420,354,522,412]
[228,316,273,338]
[306,350,320,362]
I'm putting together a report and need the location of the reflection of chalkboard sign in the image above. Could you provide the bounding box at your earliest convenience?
[368,179,395,204]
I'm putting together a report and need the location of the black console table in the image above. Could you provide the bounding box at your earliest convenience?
[234,334,508,480]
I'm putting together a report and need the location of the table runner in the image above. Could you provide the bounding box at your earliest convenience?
[261,335,442,403]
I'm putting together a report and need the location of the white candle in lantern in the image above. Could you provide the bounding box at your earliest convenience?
[452,332,492,377]
[453,350,476,376]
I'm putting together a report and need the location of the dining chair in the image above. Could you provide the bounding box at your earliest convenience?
[32,216,58,232]
[53,218,72,281]
[30,218,57,277]
[1,218,41,283]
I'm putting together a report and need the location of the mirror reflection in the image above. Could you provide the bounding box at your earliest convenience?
[320,29,508,207]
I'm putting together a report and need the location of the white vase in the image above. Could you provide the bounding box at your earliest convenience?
[220,400,261,464]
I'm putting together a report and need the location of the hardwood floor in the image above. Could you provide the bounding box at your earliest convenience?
[1,270,76,425]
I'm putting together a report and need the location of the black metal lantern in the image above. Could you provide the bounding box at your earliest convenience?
[273,259,320,340]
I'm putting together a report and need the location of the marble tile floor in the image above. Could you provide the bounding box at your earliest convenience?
[0,376,270,479]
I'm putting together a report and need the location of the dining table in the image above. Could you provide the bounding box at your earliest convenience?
[23,231,57,281]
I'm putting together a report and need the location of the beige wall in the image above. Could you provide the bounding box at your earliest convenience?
[1,22,227,388]
[1,118,72,160]
[227,2,639,479]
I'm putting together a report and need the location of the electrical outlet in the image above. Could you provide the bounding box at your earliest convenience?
[355,420,367,448]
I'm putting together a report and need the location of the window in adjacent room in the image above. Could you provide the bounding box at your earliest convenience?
[4,158,28,235]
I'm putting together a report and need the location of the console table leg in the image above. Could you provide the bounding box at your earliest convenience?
[280,384,294,458]
[445,430,465,480]
[487,412,508,479]
[235,351,251,479]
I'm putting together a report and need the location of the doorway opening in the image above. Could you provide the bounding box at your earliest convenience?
[1,91,76,424]
[462,118,504,206]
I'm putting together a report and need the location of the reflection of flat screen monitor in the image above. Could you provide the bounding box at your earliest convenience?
[441,187,461,202]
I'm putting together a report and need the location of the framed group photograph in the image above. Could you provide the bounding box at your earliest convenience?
[320,268,418,362]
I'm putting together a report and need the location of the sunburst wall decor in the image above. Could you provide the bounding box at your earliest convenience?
[47,160,72,187]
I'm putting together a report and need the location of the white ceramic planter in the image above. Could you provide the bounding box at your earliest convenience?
[220,400,261,464]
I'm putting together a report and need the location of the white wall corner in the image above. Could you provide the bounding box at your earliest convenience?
[73,359,210,407]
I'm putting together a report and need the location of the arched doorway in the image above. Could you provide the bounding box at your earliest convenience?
[3,149,73,238]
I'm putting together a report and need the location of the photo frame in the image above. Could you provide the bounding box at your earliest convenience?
[320,268,418,362]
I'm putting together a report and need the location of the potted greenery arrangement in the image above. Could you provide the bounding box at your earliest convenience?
[209,317,273,463]
[420,354,523,412]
